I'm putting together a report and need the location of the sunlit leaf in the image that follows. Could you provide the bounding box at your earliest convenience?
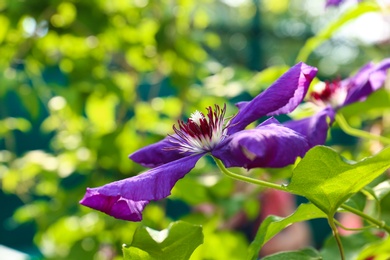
[262,0,289,14]
[193,8,209,29]
[247,203,327,260]
[85,93,118,135]
[51,2,77,28]
[2,168,18,192]
[373,180,390,201]
[0,15,9,44]
[38,213,106,257]
[0,117,31,135]
[189,217,249,260]
[133,102,161,133]
[357,235,390,260]
[243,197,261,220]
[171,177,210,205]
[13,201,49,223]
[122,221,203,260]
[287,146,390,215]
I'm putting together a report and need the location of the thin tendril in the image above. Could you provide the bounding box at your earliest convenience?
[334,219,375,232]
[335,113,390,145]
[212,156,286,191]
[340,204,390,233]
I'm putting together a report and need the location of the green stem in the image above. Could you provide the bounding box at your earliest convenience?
[328,216,345,260]
[334,219,375,232]
[335,113,390,145]
[212,156,286,192]
[341,204,390,233]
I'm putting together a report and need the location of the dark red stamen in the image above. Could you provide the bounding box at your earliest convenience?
[168,104,227,153]
[311,78,341,102]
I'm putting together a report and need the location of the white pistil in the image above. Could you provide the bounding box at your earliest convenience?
[311,81,347,108]
[330,87,348,107]
[169,104,228,154]
[190,110,205,126]
[313,81,326,94]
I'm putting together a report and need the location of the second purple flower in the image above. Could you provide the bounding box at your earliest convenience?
[285,58,390,147]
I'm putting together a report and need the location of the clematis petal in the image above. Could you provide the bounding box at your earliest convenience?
[325,0,361,7]
[256,117,281,126]
[129,136,191,168]
[212,124,309,170]
[343,58,390,106]
[80,189,149,221]
[80,154,203,221]
[325,0,344,6]
[283,107,335,148]
[228,62,317,134]
[376,58,390,72]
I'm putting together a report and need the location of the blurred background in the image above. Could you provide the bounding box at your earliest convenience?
[1,0,390,259]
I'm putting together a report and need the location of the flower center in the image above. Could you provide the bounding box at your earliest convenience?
[310,79,347,108]
[168,104,228,154]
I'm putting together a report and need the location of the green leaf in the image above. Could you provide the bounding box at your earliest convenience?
[356,234,390,260]
[343,192,366,212]
[247,203,327,260]
[287,146,390,216]
[18,89,41,119]
[187,215,249,259]
[171,176,210,205]
[373,180,390,201]
[123,221,203,260]
[85,92,118,135]
[339,89,390,126]
[0,117,31,136]
[0,15,10,44]
[262,247,322,260]
[296,2,380,62]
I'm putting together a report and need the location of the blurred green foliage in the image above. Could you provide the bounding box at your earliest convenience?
[1,0,390,259]
[0,0,257,258]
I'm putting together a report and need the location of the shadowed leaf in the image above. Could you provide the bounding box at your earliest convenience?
[123,221,203,260]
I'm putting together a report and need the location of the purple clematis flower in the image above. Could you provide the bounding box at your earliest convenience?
[79,62,318,221]
[325,0,361,7]
[285,58,390,147]
[326,0,344,7]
